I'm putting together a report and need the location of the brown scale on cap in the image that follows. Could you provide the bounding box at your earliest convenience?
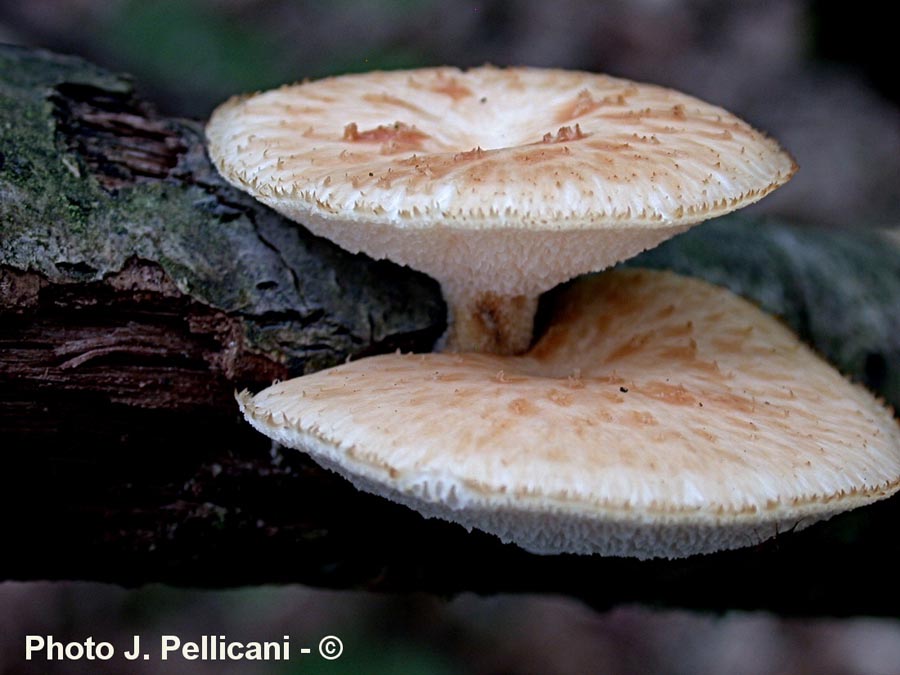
[452,146,486,162]
[555,87,640,123]
[361,93,433,117]
[542,124,586,144]
[427,76,473,101]
[342,121,430,154]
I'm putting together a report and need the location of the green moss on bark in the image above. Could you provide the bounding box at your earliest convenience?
[0,44,445,373]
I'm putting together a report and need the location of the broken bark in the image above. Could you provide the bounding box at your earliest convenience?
[2,45,900,616]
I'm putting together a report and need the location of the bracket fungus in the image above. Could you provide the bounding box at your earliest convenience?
[207,66,795,354]
[210,66,900,558]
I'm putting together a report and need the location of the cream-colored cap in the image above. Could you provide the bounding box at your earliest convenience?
[208,67,796,353]
[238,269,900,558]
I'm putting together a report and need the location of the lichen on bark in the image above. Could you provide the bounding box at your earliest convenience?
[0,45,446,375]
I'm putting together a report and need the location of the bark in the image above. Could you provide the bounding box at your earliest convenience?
[2,45,900,615]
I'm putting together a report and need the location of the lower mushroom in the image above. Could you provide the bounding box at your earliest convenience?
[238,269,900,558]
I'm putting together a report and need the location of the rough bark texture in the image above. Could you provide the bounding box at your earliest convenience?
[2,45,900,615]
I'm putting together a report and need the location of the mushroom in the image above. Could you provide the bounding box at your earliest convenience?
[238,269,900,558]
[206,66,796,354]
[209,66,898,557]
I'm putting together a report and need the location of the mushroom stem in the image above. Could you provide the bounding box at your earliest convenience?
[439,287,538,355]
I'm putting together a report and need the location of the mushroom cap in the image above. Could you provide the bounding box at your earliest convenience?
[207,67,796,297]
[238,269,900,558]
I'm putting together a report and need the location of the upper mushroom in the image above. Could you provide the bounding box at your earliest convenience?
[207,66,796,353]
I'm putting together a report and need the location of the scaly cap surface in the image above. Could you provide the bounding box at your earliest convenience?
[238,269,900,558]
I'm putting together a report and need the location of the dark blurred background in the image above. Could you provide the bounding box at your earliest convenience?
[1,2,899,673]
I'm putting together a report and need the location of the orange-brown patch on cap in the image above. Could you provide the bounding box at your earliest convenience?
[342,121,430,153]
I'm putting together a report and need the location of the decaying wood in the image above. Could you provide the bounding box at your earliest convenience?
[2,45,900,615]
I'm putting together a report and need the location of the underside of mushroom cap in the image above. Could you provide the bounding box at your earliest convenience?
[237,269,900,558]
